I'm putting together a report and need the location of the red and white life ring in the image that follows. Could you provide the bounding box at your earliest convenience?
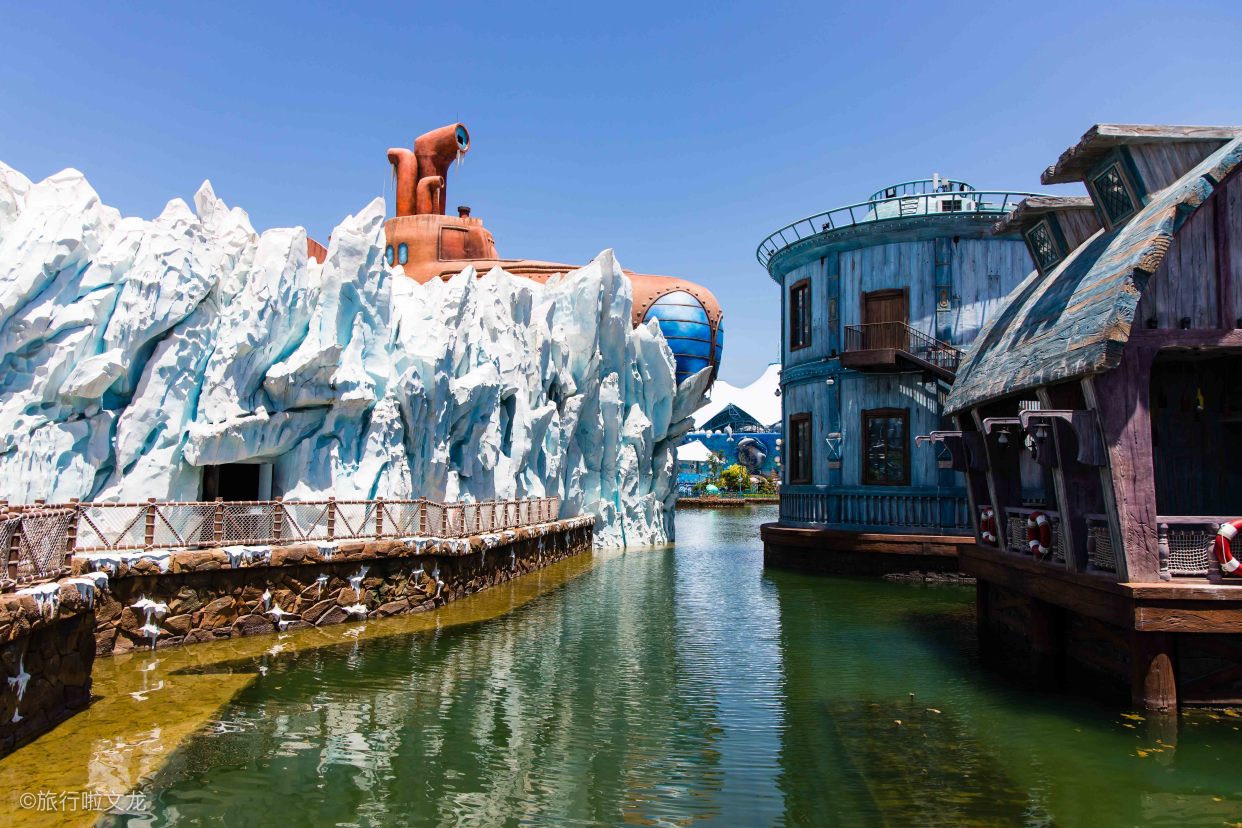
[979,508,998,545]
[1213,520,1242,574]
[1027,511,1052,559]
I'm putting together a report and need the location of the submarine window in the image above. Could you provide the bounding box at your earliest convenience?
[385,245,395,266]
[398,243,409,265]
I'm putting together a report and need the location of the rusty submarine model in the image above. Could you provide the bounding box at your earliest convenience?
[309,123,723,384]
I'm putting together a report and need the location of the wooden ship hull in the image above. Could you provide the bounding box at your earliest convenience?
[940,124,1242,710]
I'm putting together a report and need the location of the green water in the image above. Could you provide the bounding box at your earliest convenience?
[118,507,1242,826]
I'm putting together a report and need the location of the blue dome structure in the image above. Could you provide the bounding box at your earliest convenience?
[642,290,719,383]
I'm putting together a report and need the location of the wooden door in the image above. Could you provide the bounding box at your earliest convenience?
[862,289,908,349]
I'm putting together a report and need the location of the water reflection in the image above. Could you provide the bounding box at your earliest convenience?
[143,538,781,826]
[12,506,1242,826]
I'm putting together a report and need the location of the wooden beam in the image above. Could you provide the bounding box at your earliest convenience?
[1216,184,1234,330]
[1130,631,1177,712]
[960,546,1134,628]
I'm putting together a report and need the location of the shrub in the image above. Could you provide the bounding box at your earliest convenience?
[719,464,750,492]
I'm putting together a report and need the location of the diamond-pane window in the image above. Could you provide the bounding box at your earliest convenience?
[1024,219,1062,271]
[1091,163,1137,225]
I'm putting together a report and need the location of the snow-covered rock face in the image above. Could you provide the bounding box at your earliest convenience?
[0,162,711,547]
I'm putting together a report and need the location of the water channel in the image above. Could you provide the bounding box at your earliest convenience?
[4,505,1242,826]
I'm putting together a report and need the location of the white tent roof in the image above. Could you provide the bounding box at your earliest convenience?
[678,440,713,463]
[692,362,781,429]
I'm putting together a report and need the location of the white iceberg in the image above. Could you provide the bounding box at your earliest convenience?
[0,163,709,546]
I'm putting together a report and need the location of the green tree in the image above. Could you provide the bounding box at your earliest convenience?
[719,463,750,492]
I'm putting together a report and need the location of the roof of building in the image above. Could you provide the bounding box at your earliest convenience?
[946,133,1242,415]
[679,440,714,463]
[1042,124,1242,184]
[991,195,1095,235]
[692,363,781,429]
[699,403,765,433]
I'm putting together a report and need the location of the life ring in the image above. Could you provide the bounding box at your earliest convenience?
[979,508,998,546]
[1027,511,1052,559]
[1213,520,1242,574]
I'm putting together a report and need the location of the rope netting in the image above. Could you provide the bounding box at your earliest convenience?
[1167,527,1212,575]
[1088,523,1117,572]
[16,509,75,583]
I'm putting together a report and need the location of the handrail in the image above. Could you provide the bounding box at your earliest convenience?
[842,322,961,371]
[2,496,564,570]
[756,190,1039,274]
[779,487,969,531]
[867,178,976,202]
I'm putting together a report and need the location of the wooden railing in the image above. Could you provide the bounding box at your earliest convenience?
[1156,516,1228,577]
[1003,507,1065,564]
[2,496,562,584]
[842,322,961,373]
[779,487,969,532]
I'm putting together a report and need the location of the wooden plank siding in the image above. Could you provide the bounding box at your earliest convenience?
[1134,166,1242,329]
[1058,209,1104,250]
[1129,141,1226,194]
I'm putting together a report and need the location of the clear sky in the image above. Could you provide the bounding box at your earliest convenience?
[3,1,1240,384]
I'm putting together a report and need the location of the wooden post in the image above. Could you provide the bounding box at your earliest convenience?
[272,496,284,543]
[326,497,336,540]
[1028,598,1061,687]
[65,497,79,570]
[419,497,427,536]
[1156,523,1171,581]
[375,496,385,538]
[144,497,157,549]
[7,514,20,581]
[213,497,225,546]
[1131,631,1177,712]
[975,580,992,666]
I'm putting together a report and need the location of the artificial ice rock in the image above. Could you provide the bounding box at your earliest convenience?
[0,165,708,546]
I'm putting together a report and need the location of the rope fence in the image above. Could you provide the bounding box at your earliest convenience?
[1,495,562,586]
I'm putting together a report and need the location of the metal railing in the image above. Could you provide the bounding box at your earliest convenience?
[779,486,970,532]
[842,322,961,372]
[2,496,562,583]
[866,179,977,202]
[756,190,1037,271]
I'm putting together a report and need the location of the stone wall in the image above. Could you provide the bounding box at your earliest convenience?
[82,517,595,656]
[0,584,97,757]
[0,517,591,756]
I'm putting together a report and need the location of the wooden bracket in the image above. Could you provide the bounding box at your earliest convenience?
[1018,407,1106,466]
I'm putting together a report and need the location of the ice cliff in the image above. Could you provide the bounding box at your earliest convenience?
[0,163,710,547]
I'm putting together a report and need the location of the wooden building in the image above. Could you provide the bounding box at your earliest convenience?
[756,177,1038,574]
[942,124,1242,710]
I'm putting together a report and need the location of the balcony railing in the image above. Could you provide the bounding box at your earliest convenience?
[780,486,969,533]
[843,322,961,374]
[2,496,563,586]
[757,190,1037,272]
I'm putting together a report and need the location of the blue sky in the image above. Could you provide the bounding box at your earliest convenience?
[3,1,1240,384]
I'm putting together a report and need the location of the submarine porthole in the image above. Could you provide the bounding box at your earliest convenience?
[385,245,395,266]
[398,243,409,265]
